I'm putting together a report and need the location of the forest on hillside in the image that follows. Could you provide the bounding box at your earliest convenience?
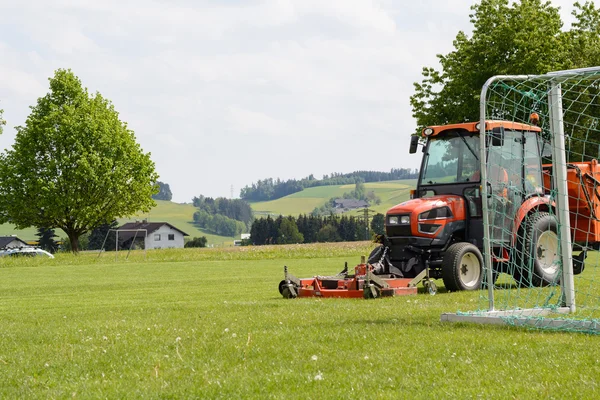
[192,196,253,237]
[240,168,418,201]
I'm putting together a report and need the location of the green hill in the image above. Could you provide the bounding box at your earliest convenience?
[0,200,236,246]
[249,179,417,216]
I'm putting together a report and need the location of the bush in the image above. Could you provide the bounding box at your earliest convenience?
[185,237,208,248]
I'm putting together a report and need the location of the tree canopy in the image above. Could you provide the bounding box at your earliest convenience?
[410,0,600,130]
[152,181,173,201]
[36,227,59,254]
[0,69,158,252]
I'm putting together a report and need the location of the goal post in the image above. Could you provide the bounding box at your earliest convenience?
[97,228,148,261]
[442,66,600,334]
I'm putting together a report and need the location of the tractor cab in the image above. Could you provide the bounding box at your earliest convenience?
[378,121,547,290]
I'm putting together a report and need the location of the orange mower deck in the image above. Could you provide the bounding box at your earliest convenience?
[279,261,434,299]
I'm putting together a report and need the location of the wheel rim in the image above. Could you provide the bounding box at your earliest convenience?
[458,252,481,288]
[536,230,559,275]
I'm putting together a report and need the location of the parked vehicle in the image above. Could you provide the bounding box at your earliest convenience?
[0,247,55,258]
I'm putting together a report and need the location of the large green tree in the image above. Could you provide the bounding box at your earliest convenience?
[0,69,158,252]
[410,0,599,130]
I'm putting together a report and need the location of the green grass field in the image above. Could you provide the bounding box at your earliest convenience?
[250,180,417,216]
[1,242,598,398]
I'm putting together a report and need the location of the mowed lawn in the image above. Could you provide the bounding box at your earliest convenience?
[0,242,599,398]
[250,180,417,216]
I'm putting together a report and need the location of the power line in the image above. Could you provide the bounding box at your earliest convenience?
[356,207,376,240]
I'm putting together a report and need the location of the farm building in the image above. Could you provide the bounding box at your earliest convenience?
[117,221,188,250]
[0,236,30,249]
[333,199,369,210]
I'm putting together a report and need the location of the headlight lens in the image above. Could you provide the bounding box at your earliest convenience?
[419,207,453,220]
[388,215,410,225]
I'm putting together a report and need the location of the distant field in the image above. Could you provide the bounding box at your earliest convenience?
[0,200,235,246]
[250,179,417,216]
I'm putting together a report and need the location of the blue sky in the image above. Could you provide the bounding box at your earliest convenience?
[0,0,577,202]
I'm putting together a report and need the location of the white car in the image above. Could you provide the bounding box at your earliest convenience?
[0,247,55,258]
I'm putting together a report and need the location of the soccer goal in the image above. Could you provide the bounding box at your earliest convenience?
[442,66,600,334]
[97,228,147,261]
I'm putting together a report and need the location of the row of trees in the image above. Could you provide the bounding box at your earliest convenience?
[192,196,253,225]
[249,214,385,245]
[192,195,253,237]
[193,211,246,237]
[240,168,419,201]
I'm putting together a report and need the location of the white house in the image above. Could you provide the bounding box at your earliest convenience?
[117,221,189,249]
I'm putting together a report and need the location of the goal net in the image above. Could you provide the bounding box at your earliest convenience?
[442,67,600,334]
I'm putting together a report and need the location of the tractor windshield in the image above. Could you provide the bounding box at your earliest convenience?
[420,132,480,185]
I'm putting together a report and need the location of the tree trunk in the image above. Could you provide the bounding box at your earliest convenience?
[67,231,80,254]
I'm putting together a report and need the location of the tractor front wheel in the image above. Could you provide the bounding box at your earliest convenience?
[442,243,484,291]
[516,212,560,287]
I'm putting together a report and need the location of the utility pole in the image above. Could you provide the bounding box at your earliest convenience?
[230,185,234,199]
[357,207,375,240]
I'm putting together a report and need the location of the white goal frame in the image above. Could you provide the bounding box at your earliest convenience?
[441,66,600,333]
[97,228,148,261]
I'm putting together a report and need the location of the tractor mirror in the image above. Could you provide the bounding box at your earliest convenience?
[409,135,419,154]
[491,127,505,147]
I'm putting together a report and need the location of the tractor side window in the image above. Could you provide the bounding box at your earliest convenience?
[524,132,543,195]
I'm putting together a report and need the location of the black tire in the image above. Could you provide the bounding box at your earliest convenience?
[367,245,384,264]
[442,243,484,291]
[515,212,560,287]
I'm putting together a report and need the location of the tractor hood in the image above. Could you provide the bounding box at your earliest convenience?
[385,194,466,239]
[387,195,465,219]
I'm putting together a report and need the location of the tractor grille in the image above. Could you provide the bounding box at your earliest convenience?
[387,224,411,237]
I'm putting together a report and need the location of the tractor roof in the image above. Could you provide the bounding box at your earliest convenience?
[422,120,542,137]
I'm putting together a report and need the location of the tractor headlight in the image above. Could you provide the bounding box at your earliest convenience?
[388,215,410,225]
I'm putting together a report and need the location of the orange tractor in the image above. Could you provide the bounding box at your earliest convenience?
[280,119,598,298]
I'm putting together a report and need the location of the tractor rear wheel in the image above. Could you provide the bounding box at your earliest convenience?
[442,243,484,291]
[515,212,560,287]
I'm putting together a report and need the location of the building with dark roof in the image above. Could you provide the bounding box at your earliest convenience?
[333,199,369,210]
[0,236,29,249]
